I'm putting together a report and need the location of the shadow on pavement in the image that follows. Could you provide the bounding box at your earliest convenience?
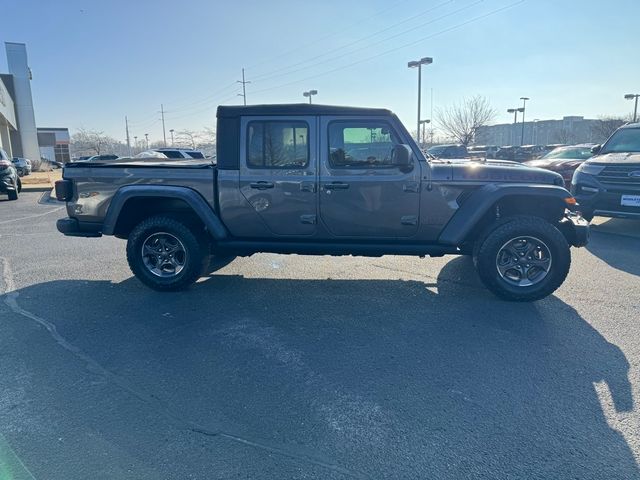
[586,226,640,277]
[5,256,638,478]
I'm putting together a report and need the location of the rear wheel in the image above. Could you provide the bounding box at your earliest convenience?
[126,215,208,291]
[7,189,18,201]
[473,216,570,301]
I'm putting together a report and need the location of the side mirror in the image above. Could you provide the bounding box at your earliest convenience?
[590,144,601,155]
[391,144,413,170]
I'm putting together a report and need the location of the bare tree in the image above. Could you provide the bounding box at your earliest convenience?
[553,127,580,145]
[71,128,131,157]
[590,116,626,143]
[70,128,109,155]
[175,129,199,149]
[436,96,497,146]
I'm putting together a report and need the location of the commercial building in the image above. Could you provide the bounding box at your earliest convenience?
[37,127,70,163]
[475,116,610,147]
[0,41,69,162]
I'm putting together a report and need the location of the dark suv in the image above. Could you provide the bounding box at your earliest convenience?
[0,148,21,200]
[572,123,640,221]
[426,144,467,159]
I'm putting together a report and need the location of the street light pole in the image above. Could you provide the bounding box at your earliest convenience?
[169,129,174,146]
[520,97,529,145]
[144,133,149,149]
[507,108,524,145]
[419,119,431,146]
[303,89,318,104]
[625,93,640,123]
[408,57,433,141]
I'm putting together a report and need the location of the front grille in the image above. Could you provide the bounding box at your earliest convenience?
[597,165,640,185]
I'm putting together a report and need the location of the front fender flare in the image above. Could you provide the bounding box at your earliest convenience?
[438,183,572,245]
[102,185,228,239]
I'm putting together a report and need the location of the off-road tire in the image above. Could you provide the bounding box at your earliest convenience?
[126,215,208,291]
[474,216,571,302]
[7,189,18,201]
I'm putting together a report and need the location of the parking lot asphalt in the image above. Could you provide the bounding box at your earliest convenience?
[1,192,639,479]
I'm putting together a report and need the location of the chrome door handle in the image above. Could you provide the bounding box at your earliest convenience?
[324,182,350,190]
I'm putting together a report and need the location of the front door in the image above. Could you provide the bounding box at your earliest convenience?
[319,117,421,238]
[239,116,317,236]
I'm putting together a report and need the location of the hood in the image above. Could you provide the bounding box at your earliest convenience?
[524,158,584,169]
[432,158,564,185]
[588,152,640,165]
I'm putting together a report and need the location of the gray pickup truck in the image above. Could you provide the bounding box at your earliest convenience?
[55,104,589,301]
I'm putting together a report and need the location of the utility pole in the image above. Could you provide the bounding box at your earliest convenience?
[160,104,167,147]
[125,116,131,156]
[170,129,175,146]
[237,68,250,106]
[520,97,530,145]
[408,57,433,141]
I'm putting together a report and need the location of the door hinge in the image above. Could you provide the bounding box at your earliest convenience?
[403,182,420,193]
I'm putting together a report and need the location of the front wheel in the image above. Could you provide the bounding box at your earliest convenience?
[474,216,571,302]
[126,215,208,291]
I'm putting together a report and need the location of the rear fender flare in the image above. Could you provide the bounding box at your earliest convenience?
[102,185,228,239]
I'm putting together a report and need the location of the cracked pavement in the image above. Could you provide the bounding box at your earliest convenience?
[1,192,639,479]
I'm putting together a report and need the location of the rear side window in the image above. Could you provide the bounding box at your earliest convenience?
[328,121,399,168]
[158,150,184,159]
[186,151,205,159]
[247,121,309,168]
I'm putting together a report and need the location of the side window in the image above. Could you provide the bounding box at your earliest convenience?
[328,121,400,168]
[247,121,309,168]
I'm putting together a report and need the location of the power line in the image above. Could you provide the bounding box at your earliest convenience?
[244,0,411,71]
[250,1,524,97]
[249,0,455,83]
[251,0,476,87]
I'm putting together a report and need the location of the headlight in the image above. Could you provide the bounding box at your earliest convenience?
[576,163,605,176]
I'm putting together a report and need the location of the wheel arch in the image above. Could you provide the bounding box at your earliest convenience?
[438,184,572,246]
[103,186,228,240]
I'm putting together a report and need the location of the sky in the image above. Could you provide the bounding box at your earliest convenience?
[2,0,640,143]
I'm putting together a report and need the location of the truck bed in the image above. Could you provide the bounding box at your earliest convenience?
[65,157,214,168]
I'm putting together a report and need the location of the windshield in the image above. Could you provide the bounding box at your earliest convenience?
[600,128,640,154]
[543,147,593,160]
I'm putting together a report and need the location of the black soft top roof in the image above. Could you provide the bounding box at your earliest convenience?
[217,104,392,118]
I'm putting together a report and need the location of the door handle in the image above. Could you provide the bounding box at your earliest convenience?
[324,182,350,190]
[249,181,274,190]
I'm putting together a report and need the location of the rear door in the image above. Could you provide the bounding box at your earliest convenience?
[318,117,421,238]
[239,116,318,236]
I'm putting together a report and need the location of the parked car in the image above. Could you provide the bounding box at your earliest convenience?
[426,144,467,159]
[137,148,206,159]
[56,103,589,301]
[572,123,640,221]
[75,156,92,162]
[519,145,546,160]
[38,157,63,170]
[84,154,119,162]
[467,145,499,159]
[524,144,595,187]
[1,148,21,200]
[11,157,32,176]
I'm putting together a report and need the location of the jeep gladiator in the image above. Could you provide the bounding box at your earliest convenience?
[55,104,589,301]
